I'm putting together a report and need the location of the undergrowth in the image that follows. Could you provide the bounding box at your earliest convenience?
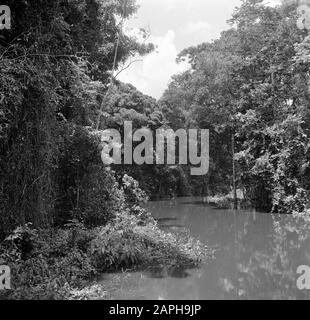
[0,209,211,300]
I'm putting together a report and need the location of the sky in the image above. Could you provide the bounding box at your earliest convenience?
[118,0,281,100]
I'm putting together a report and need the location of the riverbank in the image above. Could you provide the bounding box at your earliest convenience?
[0,208,212,300]
[207,194,251,210]
[94,198,310,300]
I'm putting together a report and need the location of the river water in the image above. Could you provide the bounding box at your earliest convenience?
[104,197,310,300]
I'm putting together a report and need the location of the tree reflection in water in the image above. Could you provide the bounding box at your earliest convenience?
[224,211,310,300]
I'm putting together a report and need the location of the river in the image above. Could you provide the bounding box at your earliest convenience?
[103,197,310,300]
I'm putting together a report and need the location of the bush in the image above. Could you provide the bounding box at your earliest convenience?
[0,205,212,300]
[207,195,233,209]
[90,211,211,272]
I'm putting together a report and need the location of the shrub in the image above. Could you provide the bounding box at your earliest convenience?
[0,208,212,300]
[90,211,211,272]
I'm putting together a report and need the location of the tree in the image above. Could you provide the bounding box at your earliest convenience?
[0,0,154,235]
[160,0,310,213]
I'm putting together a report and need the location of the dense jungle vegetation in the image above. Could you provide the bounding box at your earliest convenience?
[0,0,210,300]
[1,0,310,299]
[161,0,310,214]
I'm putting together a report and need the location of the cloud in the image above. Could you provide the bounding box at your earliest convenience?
[179,20,221,46]
[118,30,189,99]
[264,0,282,6]
[161,0,179,11]
[181,21,211,34]
[136,0,194,12]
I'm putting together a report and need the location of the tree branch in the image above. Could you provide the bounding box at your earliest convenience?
[113,59,142,79]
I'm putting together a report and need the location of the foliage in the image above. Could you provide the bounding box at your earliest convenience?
[162,0,310,213]
[91,211,211,272]
[0,0,213,301]
[0,0,154,235]
[0,211,211,300]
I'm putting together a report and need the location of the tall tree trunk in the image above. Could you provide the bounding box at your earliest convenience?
[232,130,238,210]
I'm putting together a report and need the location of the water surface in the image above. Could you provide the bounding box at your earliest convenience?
[105,197,310,300]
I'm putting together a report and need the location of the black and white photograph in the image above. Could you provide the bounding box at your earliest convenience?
[1,0,310,305]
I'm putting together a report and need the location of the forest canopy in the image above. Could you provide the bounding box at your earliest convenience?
[160,0,310,213]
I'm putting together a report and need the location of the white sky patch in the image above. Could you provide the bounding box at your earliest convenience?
[179,20,221,47]
[136,0,194,12]
[181,21,211,34]
[119,0,244,98]
[118,30,190,100]
[264,0,282,6]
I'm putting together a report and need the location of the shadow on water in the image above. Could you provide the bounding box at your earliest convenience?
[104,197,310,300]
[179,199,237,210]
[179,200,209,206]
[147,266,191,279]
[155,217,178,223]
[160,224,186,229]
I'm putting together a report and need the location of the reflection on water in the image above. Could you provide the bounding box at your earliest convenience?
[105,197,310,300]
[146,266,191,279]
